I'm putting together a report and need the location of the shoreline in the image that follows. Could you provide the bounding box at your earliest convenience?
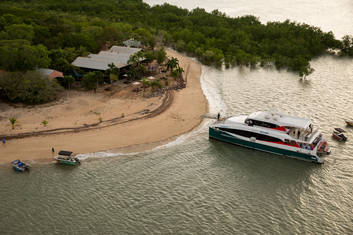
[0,49,208,164]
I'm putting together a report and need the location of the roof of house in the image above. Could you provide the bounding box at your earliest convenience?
[37,68,64,79]
[109,46,141,54]
[123,38,142,48]
[72,46,142,71]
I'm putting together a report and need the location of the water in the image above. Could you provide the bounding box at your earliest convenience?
[1,1,353,234]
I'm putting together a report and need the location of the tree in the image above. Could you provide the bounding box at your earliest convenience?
[107,63,120,88]
[141,77,150,92]
[0,71,62,104]
[128,52,146,80]
[4,24,35,42]
[341,35,353,56]
[82,71,104,90]
[155,48,166,64]
[151,79,162,91]
[166,57,179,72]
[142,50,155,63]
[0,40,50,71]
[9,117,17,129]
[42,120,48,127]
[63,75,75,90]
[174,66,184,79]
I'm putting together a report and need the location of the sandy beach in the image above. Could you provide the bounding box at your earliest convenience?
[0,49,208,164]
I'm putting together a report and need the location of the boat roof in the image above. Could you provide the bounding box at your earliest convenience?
[247,111,312,129]
[58,150,73,156]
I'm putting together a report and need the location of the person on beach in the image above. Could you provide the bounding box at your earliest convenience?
[52,147,55,153]
[2,138,5,144]
[217,113,221,121]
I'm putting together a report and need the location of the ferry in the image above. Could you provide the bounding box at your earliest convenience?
[209,111,330,163]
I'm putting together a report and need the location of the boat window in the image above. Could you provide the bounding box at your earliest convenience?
[219,128,283,142]
[251,120,279,128]
[312,134,322,146]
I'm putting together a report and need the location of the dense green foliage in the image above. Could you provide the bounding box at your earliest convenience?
[0,71,62,104]
[82,71,104,90]
[0,0,352,77]
[0,40,50,71]
[341,35,353,56]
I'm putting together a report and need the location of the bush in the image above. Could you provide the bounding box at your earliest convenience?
[151,79,162,91]
[82,71,104,90]
[0,71,62,104]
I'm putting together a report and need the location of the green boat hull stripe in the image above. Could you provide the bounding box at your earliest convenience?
[209,127,319,162]
[58,160,77,165]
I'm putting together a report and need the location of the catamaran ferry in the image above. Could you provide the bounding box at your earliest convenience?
[209,111,330,163]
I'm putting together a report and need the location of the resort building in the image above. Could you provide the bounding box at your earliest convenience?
[123,38,142,48]
[71,46,142,72]
[37,68,64,79]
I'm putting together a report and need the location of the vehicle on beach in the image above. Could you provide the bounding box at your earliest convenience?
[11,160,30,172]
[209,111,330,163]
[54,150,80,166]
[345,120,353,126]
[332,128,347,142]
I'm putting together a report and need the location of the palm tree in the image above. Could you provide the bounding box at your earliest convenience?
[9,117,17,129]
[128,52,146,80]
[128,51,145,67]
[141,77,150,92]
[166,57,179,72]
[175,66,184,78]
[128,54,139,66]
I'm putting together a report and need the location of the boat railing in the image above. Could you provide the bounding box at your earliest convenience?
[305,129,320,142]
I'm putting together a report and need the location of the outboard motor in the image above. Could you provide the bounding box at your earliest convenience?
[74,158,81,164]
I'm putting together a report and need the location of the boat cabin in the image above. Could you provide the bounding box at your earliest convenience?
[57,150,73,160]
[244,111,314,141]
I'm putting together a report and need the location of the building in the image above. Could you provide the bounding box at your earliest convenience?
[123,38,142,48]
[71,46,142,72]
[37,68,64,79]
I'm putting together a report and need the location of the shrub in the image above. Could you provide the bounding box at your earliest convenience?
[0,71,62,104]
[42,120,48,127]
[9,117,16,129]
[82,71,104,90]
[151,79,162,91]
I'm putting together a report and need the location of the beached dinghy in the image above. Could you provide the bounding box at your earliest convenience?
[11,160,30,172]
[332,128,347,142]
[54,150,80,166]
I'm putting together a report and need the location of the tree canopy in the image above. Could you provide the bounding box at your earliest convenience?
[0,0,351,77]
